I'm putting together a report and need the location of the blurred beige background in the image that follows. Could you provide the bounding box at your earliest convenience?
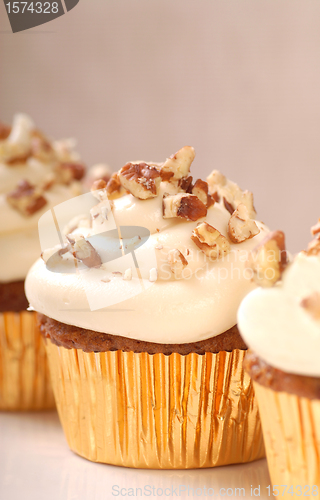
[1,0,320,252]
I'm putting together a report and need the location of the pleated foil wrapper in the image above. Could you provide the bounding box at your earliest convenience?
[253,382,320,497]
[46,340,265,469]
[0,311,55,410]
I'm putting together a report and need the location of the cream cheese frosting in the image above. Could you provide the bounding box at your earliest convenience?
[26,147,270,344]
[238,250,320,377]
[0,114,85,283]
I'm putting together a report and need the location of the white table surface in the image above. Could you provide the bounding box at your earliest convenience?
[0,411,271,500]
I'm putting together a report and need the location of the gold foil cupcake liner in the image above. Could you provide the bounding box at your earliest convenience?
[46,341,265,468]
[0,311,55,411]
[253,382,320,497]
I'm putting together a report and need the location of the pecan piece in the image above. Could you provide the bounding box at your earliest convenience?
[300,292,320,321]
[0,123,11,140]
[179,175,193,192]
[162,193,207,221]
[160,146,195,181]
[71,238,102,268]
[31,130,55,162]
[119,162,161,199]
[247,230,288,287]
[106,172,123,198]
[192,179,210,206]
[167,249,188,278]
[6,180,47,216]
[228,204,260,243]
[56,162,86,184]
[306,237,320,256]
[311,219,320,237]
[191,222,230,260]
[207,169,256,219]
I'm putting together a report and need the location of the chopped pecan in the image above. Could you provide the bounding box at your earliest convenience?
[160,146,195,181]
[192,179,209,206]
[106,172,123,197]
[306,237,320,256]
[6,180,47,216]
[56,162,86,184]
[223,197,235,215]
[119,162,161,199]
[207,170,256,219]
[92,179,107,191]
[0,123,11,140]
[228,204,260,243]
[191,222,230,260]
[247,230,288,287]
[71,238,102,268]
[162,193,207,221]
[91,179,109,201]
[167,249,188,278]
[179,175,193,192]
[31,130,55,162]
[211,191,220,203]
[300,292,320,320]
[311,219,320,237]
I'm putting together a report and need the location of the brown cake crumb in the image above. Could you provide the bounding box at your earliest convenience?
[244,349,320,400]
[38,313,247,355]
[0,280,29,312]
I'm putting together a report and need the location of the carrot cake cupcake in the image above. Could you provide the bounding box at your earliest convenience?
[0,113,86,410]
[26,146,268,467]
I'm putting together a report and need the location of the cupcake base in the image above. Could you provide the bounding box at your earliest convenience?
[45,338,265,469]
[253,382,320,496]
[0,311,55,411]
[245,351,320,497]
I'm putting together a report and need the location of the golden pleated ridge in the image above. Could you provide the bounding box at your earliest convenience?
[0,311,55,410]
[253,382,320,496]
[46,340,265,468]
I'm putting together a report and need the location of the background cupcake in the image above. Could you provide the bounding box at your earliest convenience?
[26,146,268,467]
[238,225,320,496]
[0,113,86,410]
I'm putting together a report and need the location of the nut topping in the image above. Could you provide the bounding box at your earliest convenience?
[70,238,102,268]
[228,204,260,243]
[191,222,230,260]
[119,162,161,199]
[247,230,288,287]
[162,193,207,221]
[311,219,320,237]
[0,123,11,140]
[192,179,210,206]
[6,180,47,216]
[306,238,320,256]
[207,169,256,219]
[160,146,195,181]
[167,249,188,278]
[179,175,193,192]
[56,162,86,184]
[31,130,55,162]
[300,292,320,321]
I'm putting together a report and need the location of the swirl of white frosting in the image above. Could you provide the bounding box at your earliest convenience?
[26,159,270,343]
[0,114,83,283]
[238,252,320,377]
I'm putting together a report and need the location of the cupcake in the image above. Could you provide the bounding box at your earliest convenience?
[0,113,86,410]
[238,226,320,494]
[26,146,268,468]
